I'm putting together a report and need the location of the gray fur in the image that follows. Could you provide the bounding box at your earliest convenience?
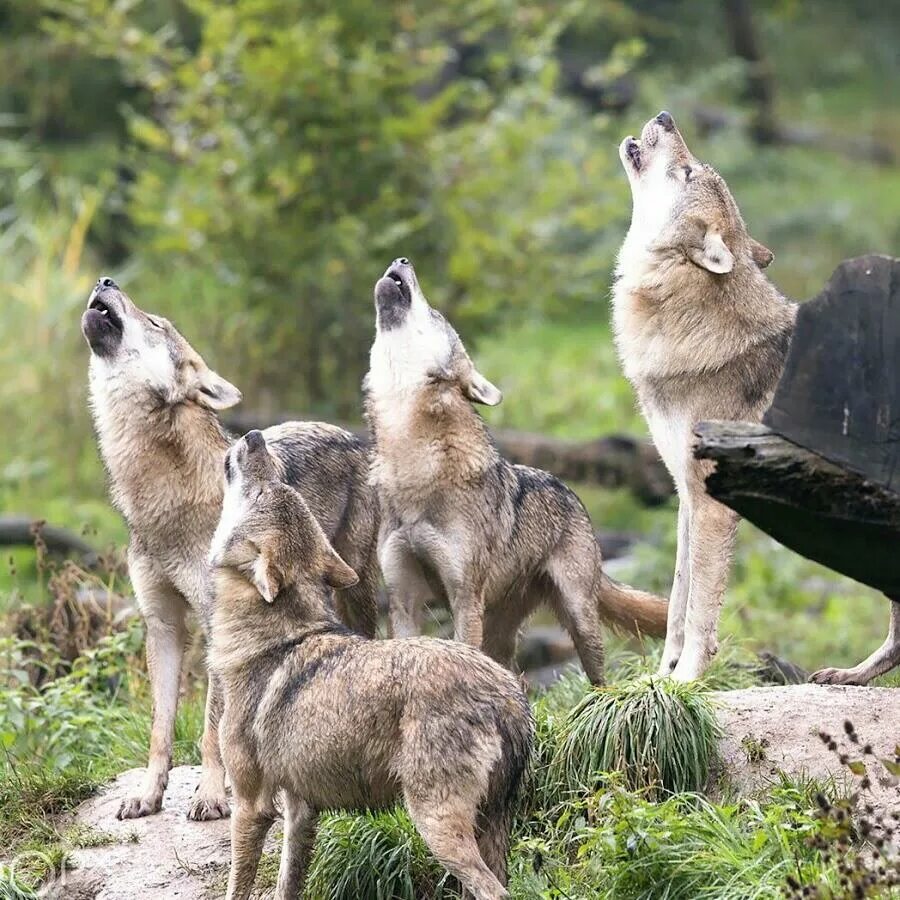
[82,278,379,821]
[366,260,668,687]
[209,431,533,900]
[614,112,798,680]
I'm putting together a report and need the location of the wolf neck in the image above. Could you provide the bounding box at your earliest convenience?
[89,372,228,533]
[210,575,343,675]
[366,377,497,501]
[612,233,796,383]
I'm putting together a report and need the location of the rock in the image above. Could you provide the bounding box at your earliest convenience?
[712,684,900,819]
[41,766,275,900]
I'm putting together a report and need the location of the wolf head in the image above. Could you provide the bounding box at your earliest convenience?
[619,111,773,274]
[367,258,501,407]
[208,430,358,604]
[82,277,241,412]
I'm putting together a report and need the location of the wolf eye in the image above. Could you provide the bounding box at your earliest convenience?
[224,455,233,482]
[682,166,692,181]
[148,317,163,329]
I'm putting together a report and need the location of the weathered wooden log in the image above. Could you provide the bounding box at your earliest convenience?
[764,254,899,492]
[0,516,99,566]
[695,421,900,596]
[225,413,674,506]
[693,254,900,597]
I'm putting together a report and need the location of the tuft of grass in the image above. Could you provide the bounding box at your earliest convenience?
[553,676,720,800]
[305,808,457,900]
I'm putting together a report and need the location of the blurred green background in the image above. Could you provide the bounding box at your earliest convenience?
[1,0,898,672]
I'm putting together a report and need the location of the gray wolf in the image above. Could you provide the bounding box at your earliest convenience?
[209,429,533,900]
[613,111,797,680]
[81,277,379,820]
[365,258,668,685]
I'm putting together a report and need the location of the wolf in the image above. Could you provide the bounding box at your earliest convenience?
[365,258,668,685]
[208,429,533,900]
[613,111,798,681]
[81,277,379,821]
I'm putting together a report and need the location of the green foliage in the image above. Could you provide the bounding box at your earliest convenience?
[552,677,720,800]
[511,779,844,900]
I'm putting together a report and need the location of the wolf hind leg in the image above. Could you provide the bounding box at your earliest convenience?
[405,795,508,900]
[659,497,691,674]
[475,812,512,888]
[811,598,900,686]
[546,551,606,685]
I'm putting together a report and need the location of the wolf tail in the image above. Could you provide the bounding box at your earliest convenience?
[597,572,668,638]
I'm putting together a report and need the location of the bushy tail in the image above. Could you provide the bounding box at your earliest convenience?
[597,572,668,638]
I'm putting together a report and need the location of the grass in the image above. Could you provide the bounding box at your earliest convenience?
[552,677,720,801]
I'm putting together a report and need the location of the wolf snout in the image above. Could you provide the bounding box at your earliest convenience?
[97,275,118,290]
[655,110,675,132]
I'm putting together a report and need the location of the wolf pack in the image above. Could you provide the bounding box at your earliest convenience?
[78,112,879,899]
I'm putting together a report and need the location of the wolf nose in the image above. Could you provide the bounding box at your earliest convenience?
[244,429,266,452]
[393,257,410,268]
[655,111,675,132]
[97,276,117,289]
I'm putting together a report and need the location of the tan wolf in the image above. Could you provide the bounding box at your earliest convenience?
[208,429,533,900]
[365,258,668,685]
[614,111,797,681]
[81,277,379,821]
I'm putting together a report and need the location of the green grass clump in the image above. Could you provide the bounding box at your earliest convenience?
[553,677,720,800]
[305,808,455,900]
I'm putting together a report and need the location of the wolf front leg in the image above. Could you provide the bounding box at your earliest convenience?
[225,795,276,900]
[659,498,692,675]
[670,492,737,682]
[810,598,900,685]
[274,794,318,900]
[187,669,231,821]
[118,556,188,819]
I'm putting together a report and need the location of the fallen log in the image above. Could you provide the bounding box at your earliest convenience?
[694,421,900,597]
[0,516,99,567]
[225,413,673,506]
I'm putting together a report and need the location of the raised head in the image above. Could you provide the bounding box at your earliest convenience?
[368,257,501,407]
[82,276,241,411]
[619,111,773,274]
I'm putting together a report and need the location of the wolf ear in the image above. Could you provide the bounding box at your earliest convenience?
[193,365,243,411]
[688,229,734,275]
[749,237,774,269]
[322,548,359,591]
[250,549,282,604]
[463,367,502,407]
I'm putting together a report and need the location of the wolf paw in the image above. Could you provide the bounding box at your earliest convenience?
[187,793,231,821]
[117,794,163,819]
[809,667,863,686]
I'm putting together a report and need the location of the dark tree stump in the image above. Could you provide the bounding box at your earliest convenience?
[694,254,900,596]
[763,254,899,491]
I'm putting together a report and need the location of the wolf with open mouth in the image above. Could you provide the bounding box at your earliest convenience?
[82,277,380,821]
[613,111,798,681]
